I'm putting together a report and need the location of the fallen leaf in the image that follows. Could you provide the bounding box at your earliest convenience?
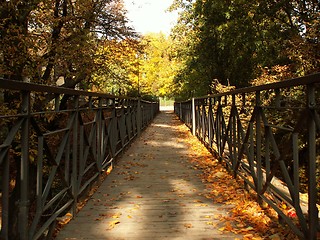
[236,223,246,228]
[112,213,121,219]
[106,165,113,175]
[99,213,112,218]
[224,221,233,231]
[243,234,254,239]
[108,220,120,229]
[58,213,73,225]
[219,226,226,232]
[287,208,297,218]
[245,226,254,231]
[184,223,192,228]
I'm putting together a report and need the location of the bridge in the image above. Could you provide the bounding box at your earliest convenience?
[0,73,319,239]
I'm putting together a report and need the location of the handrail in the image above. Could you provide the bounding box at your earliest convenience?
[0,78,132,99]
[175,73,320,239]
[204,72,320,99]
[0,79,159,240]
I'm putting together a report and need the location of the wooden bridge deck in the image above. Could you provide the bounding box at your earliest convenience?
[55,111,244,240]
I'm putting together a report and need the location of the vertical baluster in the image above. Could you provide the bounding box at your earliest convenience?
[19,91,30,240]
[208,98,213,148]
[72,95,79,216]
[292,132,308,234]
[255,91,263,204]
[202,100,206,141]
[216,97,222,158]
[1,148,9,240]
[97,98,102,170]
[137,98,142,136]
[232,94,237,171]
[265,127,271,178]
[307,84,317,240]
[192,98,196,136]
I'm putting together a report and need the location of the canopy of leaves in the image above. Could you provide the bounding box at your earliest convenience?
[0,0,135,89]
[1,0,318,100]
[170,0,319,100]
[92,38,141,95]
[137,33,180,98]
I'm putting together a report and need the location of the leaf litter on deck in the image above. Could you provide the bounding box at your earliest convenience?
[176,117,299,240]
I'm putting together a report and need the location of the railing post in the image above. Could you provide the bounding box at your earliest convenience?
[208,98,213,147]
[137,98,142,137]
[307,84,317,240]
[19,91,30,240]
[72,95,79,216]
[192,98,196,136]
[173,73,320,239]
[1,149,9,240]
[151,102,154,121]
[255,91,263,205]
[97,97,103,171]
[231,94,237,169]
[216,97,222,158]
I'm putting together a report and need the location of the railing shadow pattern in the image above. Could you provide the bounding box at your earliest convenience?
[0,79,159,240]
[175,73,320,239]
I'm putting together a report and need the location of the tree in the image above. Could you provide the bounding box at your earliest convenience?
[0,0,135,88]
[0,1,136,237]
[169,0,320,100]
[137,33,179,98]
[93,37,141,95]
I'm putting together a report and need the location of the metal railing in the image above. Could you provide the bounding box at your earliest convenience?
[0,79,159,240]
[175,73,320,239]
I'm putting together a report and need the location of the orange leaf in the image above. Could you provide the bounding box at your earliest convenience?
[184,223,192,228]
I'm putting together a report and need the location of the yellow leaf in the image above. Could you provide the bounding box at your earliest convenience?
[206,221,217,226]
[108,220,120,229]
[219,227,225,232]
[112,213,121,219]
[106,165,113,175]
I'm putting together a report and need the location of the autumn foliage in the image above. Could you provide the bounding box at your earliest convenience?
[177,121,299,239]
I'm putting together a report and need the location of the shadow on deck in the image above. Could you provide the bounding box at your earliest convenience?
[54,111,274,240]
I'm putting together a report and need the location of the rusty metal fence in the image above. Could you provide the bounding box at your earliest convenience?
[0,79,159,240]
[175,73,320,239]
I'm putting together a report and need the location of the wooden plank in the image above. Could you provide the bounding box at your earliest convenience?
[55,112,243,240]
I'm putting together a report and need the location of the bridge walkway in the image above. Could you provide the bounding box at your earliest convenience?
[55,111,245,240]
